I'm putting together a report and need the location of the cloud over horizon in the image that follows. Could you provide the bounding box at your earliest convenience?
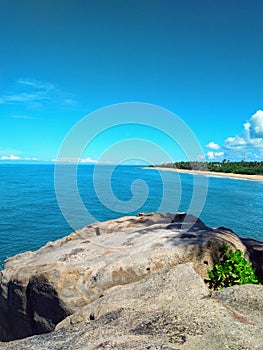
[207,110,263,161]
[53,157,98,164]
[206,151,224,160]
[0,154,38,161]
[1,154,21,160]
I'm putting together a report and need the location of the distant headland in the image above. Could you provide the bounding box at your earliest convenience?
[149,161,263,181]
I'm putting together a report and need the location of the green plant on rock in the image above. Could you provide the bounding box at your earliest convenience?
[205,243,261,290]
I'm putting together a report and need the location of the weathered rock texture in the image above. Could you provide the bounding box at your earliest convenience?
[0,212,262,349]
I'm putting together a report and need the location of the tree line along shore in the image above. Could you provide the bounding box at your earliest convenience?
[151,161,263,176]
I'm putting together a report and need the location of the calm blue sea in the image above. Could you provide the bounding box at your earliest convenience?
[0,164,262,269]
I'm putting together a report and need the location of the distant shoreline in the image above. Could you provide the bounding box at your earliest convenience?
[149,167,263,182]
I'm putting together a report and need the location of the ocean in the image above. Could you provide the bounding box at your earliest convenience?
[0,164,262,269]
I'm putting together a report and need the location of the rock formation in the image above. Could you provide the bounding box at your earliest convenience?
[0,212,262,349]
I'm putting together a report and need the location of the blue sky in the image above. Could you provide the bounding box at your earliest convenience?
[1,0,263,163]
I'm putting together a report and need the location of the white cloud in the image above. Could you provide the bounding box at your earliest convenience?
[224,135,246,149]
[206,152,214,160]
[248,138,263,148]
[220,110,263,160]
[206,151,224,160]
[0,91,50,105]
[79,157,98,163]
[24,157,38,161]
[1,154,21,160]
[243,122,250,131]
[0,78,76,107]
[206,141,220,150]
[0,93,41,103]
[224,111,263,151]
[17,79,55,91]
[54,157,98,164]
[0,155,38,161]
[247,110,263,138]
[225,137,235,143]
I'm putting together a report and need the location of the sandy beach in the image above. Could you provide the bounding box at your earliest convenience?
[150,167,263,182]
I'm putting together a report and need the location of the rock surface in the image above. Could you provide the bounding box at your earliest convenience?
[0,212,262,349]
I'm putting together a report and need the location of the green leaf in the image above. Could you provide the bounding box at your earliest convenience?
[205,244,261,290]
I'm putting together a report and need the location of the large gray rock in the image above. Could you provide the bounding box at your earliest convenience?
[0,263,262,350]
[0,212,262,349]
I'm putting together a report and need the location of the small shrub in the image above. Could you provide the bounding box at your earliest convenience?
[205,243,261,290]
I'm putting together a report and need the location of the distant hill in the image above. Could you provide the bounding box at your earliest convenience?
[154,161,263,175]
